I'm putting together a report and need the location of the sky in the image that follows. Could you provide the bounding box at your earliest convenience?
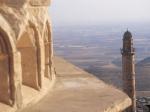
[50,0,150,25]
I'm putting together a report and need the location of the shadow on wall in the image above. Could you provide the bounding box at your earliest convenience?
[0,20,54,109]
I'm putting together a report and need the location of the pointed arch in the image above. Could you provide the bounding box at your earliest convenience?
[17,21,42,90]
[0,15,17,53]
[43,20,53,79]
[29,21,43,89]
[0,16,17,105]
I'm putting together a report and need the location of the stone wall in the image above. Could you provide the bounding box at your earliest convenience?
[0,0,54,108]
[0,0,50,6]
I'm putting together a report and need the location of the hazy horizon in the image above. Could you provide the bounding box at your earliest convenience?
[50,0,150,26]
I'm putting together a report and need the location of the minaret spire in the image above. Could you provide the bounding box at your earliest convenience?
[121,30,136,112]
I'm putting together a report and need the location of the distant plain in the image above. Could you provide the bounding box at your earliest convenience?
[53,23,150,92]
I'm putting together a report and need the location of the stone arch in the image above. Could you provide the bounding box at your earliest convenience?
[0,16,16,53]
[16,22,41,90]
[0,16,22,107]
[43,20,53,79]
[0,27,16,105]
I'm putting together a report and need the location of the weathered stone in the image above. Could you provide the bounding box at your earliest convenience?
[121,31,136,112]
[0,0,54,109]
[0,0,51,7]
[29,0,51,6]
[0,0,26,7]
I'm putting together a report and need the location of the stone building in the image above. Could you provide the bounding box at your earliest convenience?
[121,31,136,112]
[0,0,54,108]
[0,0,132,112]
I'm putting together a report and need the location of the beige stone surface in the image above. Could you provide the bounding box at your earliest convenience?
[29,0,51,6]
[0,77,55,112]
[0,0,54,108]
[18,57,131,112]
[0,0,51,7]
[0,103,16,112]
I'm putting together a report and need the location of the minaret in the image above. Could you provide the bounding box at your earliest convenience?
[121,30,136,112]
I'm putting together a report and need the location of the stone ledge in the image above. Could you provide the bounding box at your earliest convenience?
[0,0,50,7]
[0,77,55,112]
[29,0,50,6]
[0,0,26,7]
[18,56,131,112]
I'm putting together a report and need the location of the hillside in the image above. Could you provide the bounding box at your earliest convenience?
[136,57,150,91]
[53,25,150,92]
[111,57,150,91]
[136,57,150,66]
[110,57,150,91]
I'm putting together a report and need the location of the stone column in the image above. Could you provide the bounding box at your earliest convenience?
[121,30,136,112]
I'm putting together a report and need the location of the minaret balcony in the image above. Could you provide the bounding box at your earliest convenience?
[121,48,135,55]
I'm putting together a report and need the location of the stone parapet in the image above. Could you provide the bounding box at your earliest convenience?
[0,0,50,7]
[29,0,51,6]
[0,0,26,7]
[17,56,131,112]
